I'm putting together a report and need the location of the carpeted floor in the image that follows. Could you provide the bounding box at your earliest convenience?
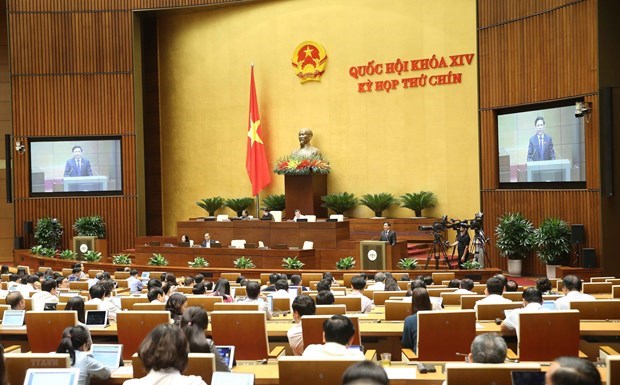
[507,276,537,287]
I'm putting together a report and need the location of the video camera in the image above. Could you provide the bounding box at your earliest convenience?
[465,212,484,231]
[418,215,448,232]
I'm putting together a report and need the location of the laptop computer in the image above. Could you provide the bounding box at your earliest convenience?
[59,291,81,300]
[244,243,257,249]
[296,218,308,222]
[44,302,58,311]
[23,368,80,385]
[215,345,236,370]
[141,272,150,279]
[68,276,78,282]
[90,344,123,370]
[85,310,108,329]
[265,295,274,313]
[211,372,254,385]
[1,309,25,328]
[541,300,556,310]
[511,370,546,385]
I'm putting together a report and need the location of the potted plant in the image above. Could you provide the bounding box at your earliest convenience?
[233,256,255,269]
[34,217,64,250]
[282,256,305,269]
[461,259,482,270]
[148,253,169,266]
[196,196,225,217]
[359,193,399,218]
[262,194,286,212]
[534,217,571,278]
[30,245,56,258]
[225,197,254,217]
[336,256,356,270]
[396,258,419,270]
[494,212,535,277]
[321,192,358,215]
[59,249,78,260]
[73,215,106,238]
[83,250,102,262]
[400,191,437,218]
[188,257,209,268]
[112,254,132,265]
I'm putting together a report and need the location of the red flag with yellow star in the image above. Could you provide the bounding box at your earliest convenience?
[246,66,271,196]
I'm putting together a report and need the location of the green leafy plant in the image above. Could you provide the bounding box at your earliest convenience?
[321,192,358,214]
[196,196,225,216]
[400,191,437,217]
[336,256,356,270]
[397,258,419,270]
[461,259,482,270]
[495,212,535,260]
[73,215,106,238]
[59,249,78,260]
[31,245,57,257]
[34,217,64,250]
[359,193,399,217]
[233,256,255,269]
[282,256,305,269]
[188,257,209,268]
[225,197,254,217]
[112,254,132,265]
[83,250,102,262]
[534,217,572,265]
[148,253,169,266]
[261,194,286,212]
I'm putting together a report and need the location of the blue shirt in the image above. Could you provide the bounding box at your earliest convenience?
[401,313,418,353]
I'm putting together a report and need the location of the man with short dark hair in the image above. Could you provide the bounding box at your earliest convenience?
[302,315,364,358]
[453,278,475,294]
[127,269,144,294]
[546,356,601,385]
[316,278,332,292]
[288,295,316,355]
[316,290,335,305]
[239,281,271,319]
[290,274,308,291]
[501,287,544,335]
[272,279,290,297]
[349,276,372,313]
[86,283,119,321]
[32,279,59,311]
[147,287,165,303]
[474,277,511,311]
[262,273,280,292]
[555,275,595,310]
[6,291,26,310]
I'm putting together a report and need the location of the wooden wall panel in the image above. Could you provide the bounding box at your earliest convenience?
[478,0,585,28]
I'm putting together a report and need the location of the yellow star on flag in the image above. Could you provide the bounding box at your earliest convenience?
[248,118,263,146]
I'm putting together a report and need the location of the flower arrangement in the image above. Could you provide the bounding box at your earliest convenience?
[273,155,331,175]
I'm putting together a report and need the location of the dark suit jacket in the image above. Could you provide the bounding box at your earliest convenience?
[64,157,93,177]
[527,134,555,161]
[380,230,397,245]
[201,240,219,247]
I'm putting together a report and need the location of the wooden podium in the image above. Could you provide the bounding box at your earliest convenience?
[360,240,388,270]
[284,174,327,219]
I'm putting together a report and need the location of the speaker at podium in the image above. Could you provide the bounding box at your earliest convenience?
[360,240,388,270]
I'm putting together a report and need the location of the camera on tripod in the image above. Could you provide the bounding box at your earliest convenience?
[465,212,484,231]
[418,215,448,232]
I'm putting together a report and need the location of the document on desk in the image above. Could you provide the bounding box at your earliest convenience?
[384,367,418,379]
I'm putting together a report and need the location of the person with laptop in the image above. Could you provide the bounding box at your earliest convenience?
[31,278,59,311]
[127,269,144,294]
[237,281,272,319]
[271,279,291,298]
[288,295,317,355]
[56,325,111,385]
[302,315,365,358]
[85,284,118,322]
[5,291,25,310]
[554,275,596,310]
[349,276,373,313]
[181,307,230,372]
[293,209,306,222]
[545,356,601,385]
[124,323,207,385]
[500,287,544,336]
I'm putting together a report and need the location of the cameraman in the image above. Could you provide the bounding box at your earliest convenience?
[450,223,471,268]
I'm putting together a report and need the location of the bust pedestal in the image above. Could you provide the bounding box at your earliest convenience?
[284,174,328,219]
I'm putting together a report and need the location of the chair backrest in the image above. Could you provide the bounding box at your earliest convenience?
[278,356,363,385]
[341,274,358,289]
[88,269,104,277]
[230,239,246,248]
[570,300,620,320]
[333,296,362,312]
[0,304,9,320]
[518,310,580,361]
[211,311,270,360]
[445,363,541,385]
[373,291,406,306]
[216,214,229,222]
[614,285,620,299]
[417,310,476,361]
[120,296,149,310]
[591,276,615,282]
[117,311,171,360]
[302,241,314,250]
[608,355,620,385]
[432,272,455,284]
[385,300,412,321]
[471,284,487,294]
[260,273,271,285]
[302,273,324,287]
[186,295,223,311]
[542,294,563,301]
[315,305,347,315]
[116,280,129,288]
[502,292,523,301]
[133,302,166,311]
[305,215,317,222]
[329,214,344,222]
[397,281,410,290]
[62,268,73,276]
[331,287,346,296]
[221,272,241,282]
[132,352,216,382]
[301,315,361,347]
[175,286,193,294]
[271,211,283,222]
[441,292,469,306]
[582,282,613,294]
[606,279,620,286]
[26,311,78,352]
[427,287,458,297]
[272,297,292,313]
[476,302,523,321]
[5,353,70,385]
[213,302,260,311]
[69,281,89,291]
[461,295,485,309]
[114,271,130,280]
[234,286,247,298]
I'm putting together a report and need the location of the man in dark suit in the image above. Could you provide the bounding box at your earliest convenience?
[527,116,555,161]
[64,145,93,176]
[200,232,219,248]
[379,222,397,245]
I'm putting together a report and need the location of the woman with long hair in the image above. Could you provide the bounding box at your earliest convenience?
[65,296,86,324]
[165,293,187,325]
[180,307,230,372]
[210,278,233,303]
[401,288,432,353]
[56,325,111,385]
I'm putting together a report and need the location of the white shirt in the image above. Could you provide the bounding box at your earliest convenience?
[473,294,512,312]
[367,282,385,291]
[239,297,272,319]
[453,288,476,295]
[302,342,365,358]
[287,323,304,356]
[31,291,59,311]
[123,368,206,385]
[349,291,373,313]
[554,290,596,310]
[74,351,111,385]
[503,302,544,334]
[85,298,120,321]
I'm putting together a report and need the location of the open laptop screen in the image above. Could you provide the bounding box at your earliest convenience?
[211,372,254,385]
[2,310,25,327]
[23,368,80,385]
[511,370,545,385]
[91,344,123,369]
[85,310,108,327]
[215,346,236,370]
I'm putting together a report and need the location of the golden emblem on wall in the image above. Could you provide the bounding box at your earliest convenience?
[291,41,327,83]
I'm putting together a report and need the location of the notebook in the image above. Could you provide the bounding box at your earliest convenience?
[23,368,80,385]
[85,310,108,329]
[511,370,546,385]
[211,372,254,385]
[1,309,25,328]
[90,344,123,370]
[215,346,236,370]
